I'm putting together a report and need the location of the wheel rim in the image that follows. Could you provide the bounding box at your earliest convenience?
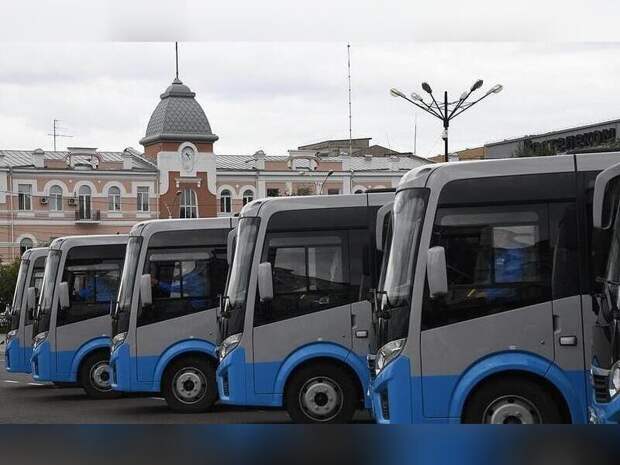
[90,361,112,391]
[172,368,207,404]
[298,376,343,422]
[482,395,542,424]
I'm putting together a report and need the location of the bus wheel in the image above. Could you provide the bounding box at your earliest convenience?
[79,352,119,399]
[286,362,357,424]
[162,356,217,413]
[462,376,564,424]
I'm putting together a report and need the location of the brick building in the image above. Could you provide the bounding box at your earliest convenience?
[0,76,431,261]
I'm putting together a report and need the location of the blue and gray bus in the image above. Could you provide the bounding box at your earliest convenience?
[110,217,235,412]
[216,192,392,423]
[31,234,127,397]
[370,152,618,424]
[4,247,47,373]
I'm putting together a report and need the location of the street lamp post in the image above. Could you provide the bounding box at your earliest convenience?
[319,170,335,195]
[390,80,503,162]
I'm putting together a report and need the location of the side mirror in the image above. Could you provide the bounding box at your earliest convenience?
[140,274,153,307]
[257,262,274,302]
[427,246,448,299]
[26,287,37,313]
[58,282,70,310]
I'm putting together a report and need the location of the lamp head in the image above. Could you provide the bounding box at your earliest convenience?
[470,79,484,92]
[390,88,406,98]
[421,82,432,94]
[410,92,423,101]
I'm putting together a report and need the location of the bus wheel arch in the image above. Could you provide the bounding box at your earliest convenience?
[283,357,364,423]
[460,370,571,424]
[77,348,118,399]
[161,351,218,413]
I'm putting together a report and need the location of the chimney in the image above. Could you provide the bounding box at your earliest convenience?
[122,148,134,170]
[254,150,265,170]
[32,148,45,168]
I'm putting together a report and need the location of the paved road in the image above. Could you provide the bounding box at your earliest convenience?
[0,358,372,424]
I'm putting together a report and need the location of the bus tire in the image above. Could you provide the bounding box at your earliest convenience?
[162,356,217,413]
[79,351,119,399]
[462,375,564,424]
[286,362,358,424]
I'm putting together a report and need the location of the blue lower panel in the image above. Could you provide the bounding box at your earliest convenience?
[371,355,588,424]
[31,343,80,383]
[5,338,32,374]
[110,344,159,393]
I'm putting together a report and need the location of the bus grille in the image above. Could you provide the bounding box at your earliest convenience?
[593,373,611,403]
[222,374,230,397]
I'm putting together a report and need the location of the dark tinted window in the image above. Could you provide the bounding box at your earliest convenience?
[254,229,370,327]
[137,230,229,327]
[25,257,46,324]
[422,204,551,330]
[57,244,125,327]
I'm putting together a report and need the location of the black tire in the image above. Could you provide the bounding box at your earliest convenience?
[285,362,358,424]
[79,351,119,399]
[462,375,565,424]
[162,356,217,413]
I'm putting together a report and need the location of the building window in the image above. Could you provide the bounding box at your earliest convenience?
[18,184,32,211]
[296,187,313,196]
[78,185,92,220]
[180,189,198,218]
[108,186,121,211]
[327,188,340,195]
[137,186,149,212]
[242,189,254,206]
[19,238,33,255]
[49,185,63,211]
[220,189,231,213]
[267,188,280,197]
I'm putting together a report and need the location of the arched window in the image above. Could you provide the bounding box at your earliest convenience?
[49,185,63,211]
[180,189,198,218]
[220,189,232,213]
[20,238,33,255]
[78,185,92,220]
[242,189,254,206]
[108,186,121,211]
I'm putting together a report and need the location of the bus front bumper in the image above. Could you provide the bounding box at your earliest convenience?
[110,342,132,392]
[370,355,413,424]
[31,339,52,381]
[216,346,248,405]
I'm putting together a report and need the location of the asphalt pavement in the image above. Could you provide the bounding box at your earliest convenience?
[0,357,372,424]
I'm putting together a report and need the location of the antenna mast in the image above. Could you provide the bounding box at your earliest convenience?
[175,41,179,79]
[414,113,417,156]
[47,119,73,151]
[347,43,352,157]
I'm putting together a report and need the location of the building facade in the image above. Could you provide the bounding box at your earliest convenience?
[0,76,430,261]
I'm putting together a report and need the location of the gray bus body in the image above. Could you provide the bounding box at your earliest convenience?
[31,234,127,397]
[370,152,619,424]
[4,247,47,373]
[110,217,236,412]
[216,191,393,423]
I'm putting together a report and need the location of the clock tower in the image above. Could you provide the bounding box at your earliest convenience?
[140,77,219,218]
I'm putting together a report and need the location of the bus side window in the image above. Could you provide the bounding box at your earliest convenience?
[422,203,551,330]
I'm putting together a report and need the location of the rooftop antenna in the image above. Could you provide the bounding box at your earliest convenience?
[47,119,73,151]
[347,43,352,157]
[175,41,179,79]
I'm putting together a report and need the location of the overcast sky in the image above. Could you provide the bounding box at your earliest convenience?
[1,41,620,158]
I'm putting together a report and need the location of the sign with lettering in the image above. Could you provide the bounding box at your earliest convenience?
[524,127,616,153]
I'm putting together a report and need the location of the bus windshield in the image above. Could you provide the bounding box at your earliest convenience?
[221,217,260,340]
[378,188,428,345]
[8,258,30,331]
[113,236,143,335]
[35,249,62,335]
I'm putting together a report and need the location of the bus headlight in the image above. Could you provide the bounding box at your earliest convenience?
[111,332,127,353]
[609,361,620,398]
[218,333,241,362]
[375,338,406,375]
[6,329,17,342]
[33,331,48,348]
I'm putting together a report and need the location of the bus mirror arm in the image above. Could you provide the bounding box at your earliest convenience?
[258,262,274,303]
[140,274,153,307]
[427,246,448,299]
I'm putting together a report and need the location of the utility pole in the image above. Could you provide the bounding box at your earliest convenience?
[347,43,353,158]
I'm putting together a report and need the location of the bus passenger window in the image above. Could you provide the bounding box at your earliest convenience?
[422,204,551,330]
